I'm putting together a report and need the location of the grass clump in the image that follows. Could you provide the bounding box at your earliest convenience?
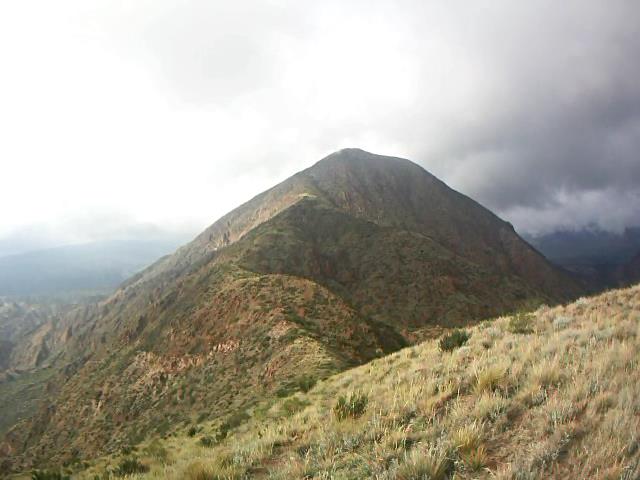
[333,391,368,420]
[145,439,169,462]
[114,457,148,476]
[460,445,488,472]
[396,446,452,480]
[439,329,471,352]
[295,374,317,393]
[280,396,310,417]
[451,422,483,452]
[530,359,562,388]
[507,311,535,334]
[473,393,508,421]
[451,421,488,472]
[474,365,507,394]
[182,461,217,480]
[31,471,70,480]
[199,436,214,447]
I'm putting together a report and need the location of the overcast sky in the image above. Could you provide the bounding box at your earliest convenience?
[1,0,639,254]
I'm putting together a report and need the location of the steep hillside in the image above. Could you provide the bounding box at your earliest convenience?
[0,149,581,472]
[0,300,78,373]
[0,237,187,298]
[74,285,640,480]
[129,149,579,301]
[527,227,640,291]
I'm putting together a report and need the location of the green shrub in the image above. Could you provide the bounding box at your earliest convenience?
[145,439,168,462]
[280,396,310,417]
[296,375,317,393]
[188,425,198,437]
[210,409,250,444]
[31,471,70,480]
[508,312,535,334]
[182,460,240,480]
[182,461,215,480]
[439,329,471,351]
[120,444,133,455]
[199,436,214,447]
[333,392,368,421]
[276,386,291,398]
[114,457,148,476]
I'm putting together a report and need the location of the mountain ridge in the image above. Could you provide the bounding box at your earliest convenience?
[0,148,583,472]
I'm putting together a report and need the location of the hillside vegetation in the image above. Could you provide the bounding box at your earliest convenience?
[60,284,640,479]
[1,149,583,472]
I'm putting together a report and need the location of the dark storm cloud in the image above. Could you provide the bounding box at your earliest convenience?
[3,0,638,244]
[385,1,640,233]
[112,0,640,234]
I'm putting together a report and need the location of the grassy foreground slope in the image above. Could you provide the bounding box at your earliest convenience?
[69,284,640,479]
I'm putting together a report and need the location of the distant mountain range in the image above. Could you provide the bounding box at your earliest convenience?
[526,227,640,290]
[0,236,189,298]
[1,149,582,472]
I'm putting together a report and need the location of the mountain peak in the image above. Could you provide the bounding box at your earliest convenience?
[327,147,374,158]
[315,147,412,167]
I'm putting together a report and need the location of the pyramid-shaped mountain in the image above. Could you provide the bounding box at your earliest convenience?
[2,149,582,469]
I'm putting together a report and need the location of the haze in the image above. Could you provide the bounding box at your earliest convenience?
[1,1,639,255]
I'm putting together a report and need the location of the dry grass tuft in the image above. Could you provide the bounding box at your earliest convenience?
[530,358,562,388]
[451,422,483,453]
[396,445,452,480]
[474,364,508,394]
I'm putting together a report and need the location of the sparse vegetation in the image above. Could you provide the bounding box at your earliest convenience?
[451,422,483,453]
[439,329,470,351]
[474,364,507,394]
[31,471,70,480]
[333,391,369,420]
[396,446,452,480]
[280,396,310,417]
[198,436,214,447]
[507,311,535,334]
[70,285,640,480]
[114,457,148,476]
[295,374,317,393]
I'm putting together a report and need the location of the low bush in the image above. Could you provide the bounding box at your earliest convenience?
[296,374,317,393]
[183,462,215,480]
[439,329,471,351]
[280,396,310,417]
[508,312,535,334]
[333,392,368,420]
[199,436,214,447]
[145,439,168,462]
[114,457,148,476]
[31,471,70,480]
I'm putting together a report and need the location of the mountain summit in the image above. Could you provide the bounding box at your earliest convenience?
[2,149,581,469]
[131,148,579,308]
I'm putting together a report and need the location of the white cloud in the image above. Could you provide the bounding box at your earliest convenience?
[1,0,638,245]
